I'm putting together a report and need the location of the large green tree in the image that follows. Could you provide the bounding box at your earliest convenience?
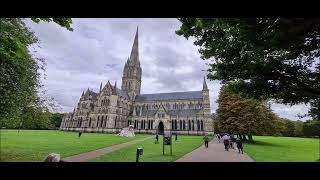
[51,113,64,128]
[176,18,320,119]
[302,119,320,136]
[279,118,296,137]
[215,83,279,142]
[0,18,72,127]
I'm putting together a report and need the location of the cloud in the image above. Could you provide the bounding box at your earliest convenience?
[26,18,310,121]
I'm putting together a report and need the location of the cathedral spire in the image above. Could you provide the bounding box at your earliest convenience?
[106,80,111,87]
[114,80,117,89]
[82,90,84,96]
[203,76,208,91]
[129,26,139,65]
[99,81,102,93]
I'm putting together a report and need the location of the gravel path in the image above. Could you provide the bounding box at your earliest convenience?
[176,138,254,162]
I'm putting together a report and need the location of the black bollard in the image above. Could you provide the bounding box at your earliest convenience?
[136,149,139,162]
[136,148,143,162]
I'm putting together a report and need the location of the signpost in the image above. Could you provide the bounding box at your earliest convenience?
[163,132,172,156]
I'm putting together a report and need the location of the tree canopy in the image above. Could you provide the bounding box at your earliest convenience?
[0,18,72,127]
[176,18,320,119]
[215,83,279,141]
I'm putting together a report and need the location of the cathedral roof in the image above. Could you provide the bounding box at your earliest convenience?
[116,88,129,99]
[135,91,203,102]
[82,89,98,101]
[139,108,202,117]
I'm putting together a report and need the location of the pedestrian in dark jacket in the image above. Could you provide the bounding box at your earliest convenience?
[230,135,236,149]
[78,131,82,138]
[203,135,209,148]
[235,138,243,154]
[155,134,159,144]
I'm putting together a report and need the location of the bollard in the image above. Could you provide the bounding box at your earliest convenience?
[136,147,143,162]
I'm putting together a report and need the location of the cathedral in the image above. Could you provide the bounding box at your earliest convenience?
[60,28,214,135]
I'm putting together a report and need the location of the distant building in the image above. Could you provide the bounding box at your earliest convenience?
[60,28,214,135]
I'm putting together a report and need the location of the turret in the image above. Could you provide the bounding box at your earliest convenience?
[99,81,103,93]
[202,76,210,116]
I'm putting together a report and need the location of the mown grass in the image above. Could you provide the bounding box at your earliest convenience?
[0,129,147,162]
[244,136,320,162]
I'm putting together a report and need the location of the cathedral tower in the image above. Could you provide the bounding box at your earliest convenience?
[202,76,210,116]
[121,27,142,101]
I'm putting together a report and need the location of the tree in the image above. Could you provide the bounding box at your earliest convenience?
[176,18,320,119]
[294,120,304,137]
[215,83,279,142]
[51,113,64,128]
[280,118,296,137]
[0,18,72,127]
[302,119,320,137]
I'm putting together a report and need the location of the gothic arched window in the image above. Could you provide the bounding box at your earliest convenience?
[171,120,174,130]
[192,120,195,131]
[201,120,204,131]
[197,120,200,131]
[175,120,177,130]
[183,120,186,130]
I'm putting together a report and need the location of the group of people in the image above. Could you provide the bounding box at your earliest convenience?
[216,133,243,154]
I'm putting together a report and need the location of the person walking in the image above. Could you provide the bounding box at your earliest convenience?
[155,134,159,144]
[221,134,230,151]
[230,135,236,149]
[217,134,221,143]
[203,134,209,148]
[236,138,243,154]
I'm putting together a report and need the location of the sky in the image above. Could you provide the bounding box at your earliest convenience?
[25,18,310,121]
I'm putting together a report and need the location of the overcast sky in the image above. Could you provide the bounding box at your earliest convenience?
[25,18,310,121]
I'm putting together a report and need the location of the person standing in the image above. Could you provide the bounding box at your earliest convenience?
[78,131,82,138]
[155,134,159,144]
[236,138,243,154]
[203,134,209,148]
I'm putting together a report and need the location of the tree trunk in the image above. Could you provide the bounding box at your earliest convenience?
[248,134,253,142]
[242,134,247,141]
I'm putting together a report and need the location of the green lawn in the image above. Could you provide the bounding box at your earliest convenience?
[0,129,147,162]
[244,136,320,162]
[93,135,209,162]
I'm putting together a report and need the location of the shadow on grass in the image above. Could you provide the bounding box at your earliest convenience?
[243,140,284,147]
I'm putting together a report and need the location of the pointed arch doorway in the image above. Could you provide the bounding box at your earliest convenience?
[158,121,164,135]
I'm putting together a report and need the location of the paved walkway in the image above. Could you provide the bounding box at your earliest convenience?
[176,138,254,162]
[62,136,153,162]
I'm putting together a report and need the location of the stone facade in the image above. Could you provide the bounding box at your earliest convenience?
[60,28,214,135]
